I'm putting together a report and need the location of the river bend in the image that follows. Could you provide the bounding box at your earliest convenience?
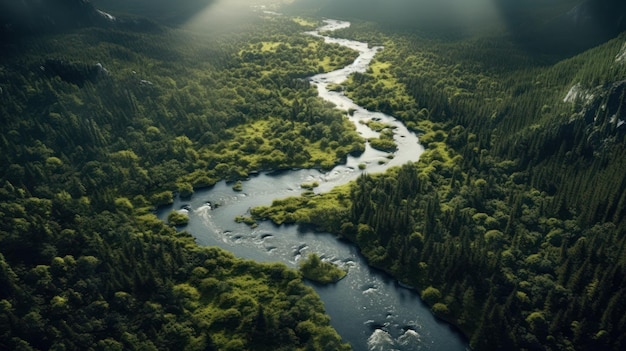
[160,19,467,351]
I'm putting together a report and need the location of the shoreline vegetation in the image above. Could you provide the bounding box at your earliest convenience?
[166,210,189,226]
[299,253,347,284]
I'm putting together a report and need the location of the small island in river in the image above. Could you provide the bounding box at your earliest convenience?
[299,253,347,284]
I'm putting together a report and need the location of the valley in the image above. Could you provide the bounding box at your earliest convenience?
[1,1,626,350]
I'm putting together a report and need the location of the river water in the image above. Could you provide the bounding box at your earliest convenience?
[159,19,468,351]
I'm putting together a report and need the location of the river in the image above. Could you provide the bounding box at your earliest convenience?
[159,19,468,351]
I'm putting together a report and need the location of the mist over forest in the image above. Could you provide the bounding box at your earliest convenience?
[91,0,217,24]
[291,0,626,55]
[4,0,625,53]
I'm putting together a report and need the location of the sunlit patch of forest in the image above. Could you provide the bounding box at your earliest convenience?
[254,20,626,351]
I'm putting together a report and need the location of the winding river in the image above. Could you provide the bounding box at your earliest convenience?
[159,19,468,351]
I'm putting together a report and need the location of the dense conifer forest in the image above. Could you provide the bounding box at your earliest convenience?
[253,12,626,351]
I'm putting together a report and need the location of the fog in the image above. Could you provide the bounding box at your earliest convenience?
[90,0,625,60]
[324,0,502,25]
[288,0,625,55]
[291,0,622,32]
[3,0,622,56]
[292,0,576,29]
[182,0,282,32]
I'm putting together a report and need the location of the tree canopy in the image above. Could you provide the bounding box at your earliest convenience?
[252,20,626,351]
[0,13,357,351]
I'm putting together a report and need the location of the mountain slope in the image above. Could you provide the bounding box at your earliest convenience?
[0,0,112,35]
[510,0,626,55]
[92,0,216,25]
[0,0,161,41]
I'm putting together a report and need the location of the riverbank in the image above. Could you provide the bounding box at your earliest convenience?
[162,17,467,351]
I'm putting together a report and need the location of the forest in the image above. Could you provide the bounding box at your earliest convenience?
[3,0,626,350]
[0,5,362,350]
[298,253,347,284]
[252,13,626,351]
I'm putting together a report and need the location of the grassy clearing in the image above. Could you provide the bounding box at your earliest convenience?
[251,183,351,230]
[292,17,318,28]
[361,119,396,132]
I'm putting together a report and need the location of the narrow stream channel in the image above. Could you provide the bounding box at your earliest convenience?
[159,19,468,351]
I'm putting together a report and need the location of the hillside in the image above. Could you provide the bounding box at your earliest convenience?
[91,0,216,25]
[0,0,112,36]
